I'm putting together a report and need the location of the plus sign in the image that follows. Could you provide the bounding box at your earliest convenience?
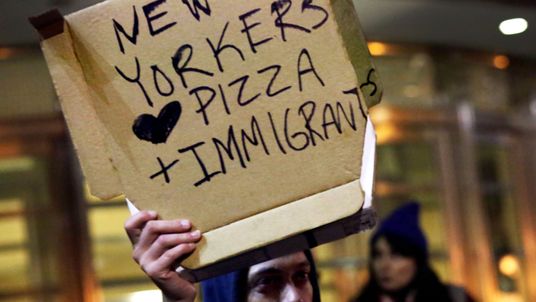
[150,157,180,184]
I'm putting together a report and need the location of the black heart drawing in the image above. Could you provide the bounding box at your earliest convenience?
[132,101,182,144]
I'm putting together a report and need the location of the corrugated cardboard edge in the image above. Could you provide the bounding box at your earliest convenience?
[39,21,124,199]
[331,0,383,109]
[127,178,363,269]
[179,207,377,282]
[183,178,363,269]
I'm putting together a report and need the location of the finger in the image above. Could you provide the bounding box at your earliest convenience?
[142,231,202,263]
[125,211,158,245]
[137,219,192,252]
[143,243,197,278]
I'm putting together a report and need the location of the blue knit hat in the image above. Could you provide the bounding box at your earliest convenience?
[372,201,428,258]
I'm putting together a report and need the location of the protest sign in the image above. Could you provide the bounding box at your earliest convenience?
[31,0,382,271]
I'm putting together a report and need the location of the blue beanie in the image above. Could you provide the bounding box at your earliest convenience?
[201,270,247,302]
[372,201,428,258]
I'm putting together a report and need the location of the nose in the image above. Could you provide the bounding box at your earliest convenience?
[282,284,302,302]
[377,256,392,273]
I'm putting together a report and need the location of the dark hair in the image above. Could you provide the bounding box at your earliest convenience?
[354,234,451,302]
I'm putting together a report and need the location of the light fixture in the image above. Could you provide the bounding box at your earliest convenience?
[498,254,520,277]
[368,42,388,56]
[499,18,528,35]
[492,55,510,70]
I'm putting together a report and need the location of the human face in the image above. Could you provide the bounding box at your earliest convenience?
[372,237,417,292]
[247,252,313,302]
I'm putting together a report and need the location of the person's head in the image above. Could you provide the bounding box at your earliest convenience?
[247,252,314,302]
[357,202,453,302]
[370,234,419,293]
[369,202,428,293]
[201,250,320,302]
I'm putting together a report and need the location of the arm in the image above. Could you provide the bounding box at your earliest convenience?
[124,211,201,302]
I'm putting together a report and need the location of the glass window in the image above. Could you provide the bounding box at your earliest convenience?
[0,157,60,301]
[476,142,527,300]
[85,187,157,301]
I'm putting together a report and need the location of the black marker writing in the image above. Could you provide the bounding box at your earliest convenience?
[178,142,221,187]
[151,65,174,97]
[143,0,177,36]
[172,44,214,89]
[271,0,311,42]
[343,87,367,121]
[181,0,211,21]
[257,65,291,97]
[239,8,273,53]
[298,101,324,146]
[115,57,153,107]
[150,157,179,183]
[190,86,216,125]
[207,22,245,73]
[113,6,139,54]
[213,125,247,174]
[241,116,270,162]
[301,0,329,29]
[229,75,261,107]
[297,48,325,92]
[359,68,378,97]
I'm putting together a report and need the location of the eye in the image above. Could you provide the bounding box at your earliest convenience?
[255,275,284,287]
[293,270,310,285]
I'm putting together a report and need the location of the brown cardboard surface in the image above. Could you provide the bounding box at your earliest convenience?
[36,0,380,269]
[41,24,123,199]
[182,178,363,268]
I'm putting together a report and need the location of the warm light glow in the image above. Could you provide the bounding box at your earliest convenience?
[375,124,403,144]
[368,42,388,56]
[499,18,528,35]
[493,55,510,70]
[0,48,16,60]
[499,254,520,277]
[370,106,393,123]
[128,290,162,302]
[403,85,421,98]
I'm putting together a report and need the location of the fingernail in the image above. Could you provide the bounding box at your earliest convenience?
[191,230,201,239]
[180,220,191,228]
[148,211,157,217]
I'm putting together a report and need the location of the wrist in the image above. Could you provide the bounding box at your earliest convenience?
[162,293,195,302]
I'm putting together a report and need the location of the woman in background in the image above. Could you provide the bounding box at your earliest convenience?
[354,202,474,302]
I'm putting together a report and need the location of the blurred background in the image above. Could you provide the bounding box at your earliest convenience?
[0,0,535,301]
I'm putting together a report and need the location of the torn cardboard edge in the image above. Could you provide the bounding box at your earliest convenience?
[29,9,65,40]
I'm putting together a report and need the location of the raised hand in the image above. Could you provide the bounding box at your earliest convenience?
[124,211,201,302]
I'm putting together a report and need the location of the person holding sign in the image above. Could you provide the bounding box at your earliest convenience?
[125,210,321,302]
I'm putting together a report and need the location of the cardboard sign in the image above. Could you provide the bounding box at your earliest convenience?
[31,0,381,270]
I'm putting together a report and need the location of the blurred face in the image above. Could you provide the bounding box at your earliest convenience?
[247,252,313,302]
[372,237,417,292]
